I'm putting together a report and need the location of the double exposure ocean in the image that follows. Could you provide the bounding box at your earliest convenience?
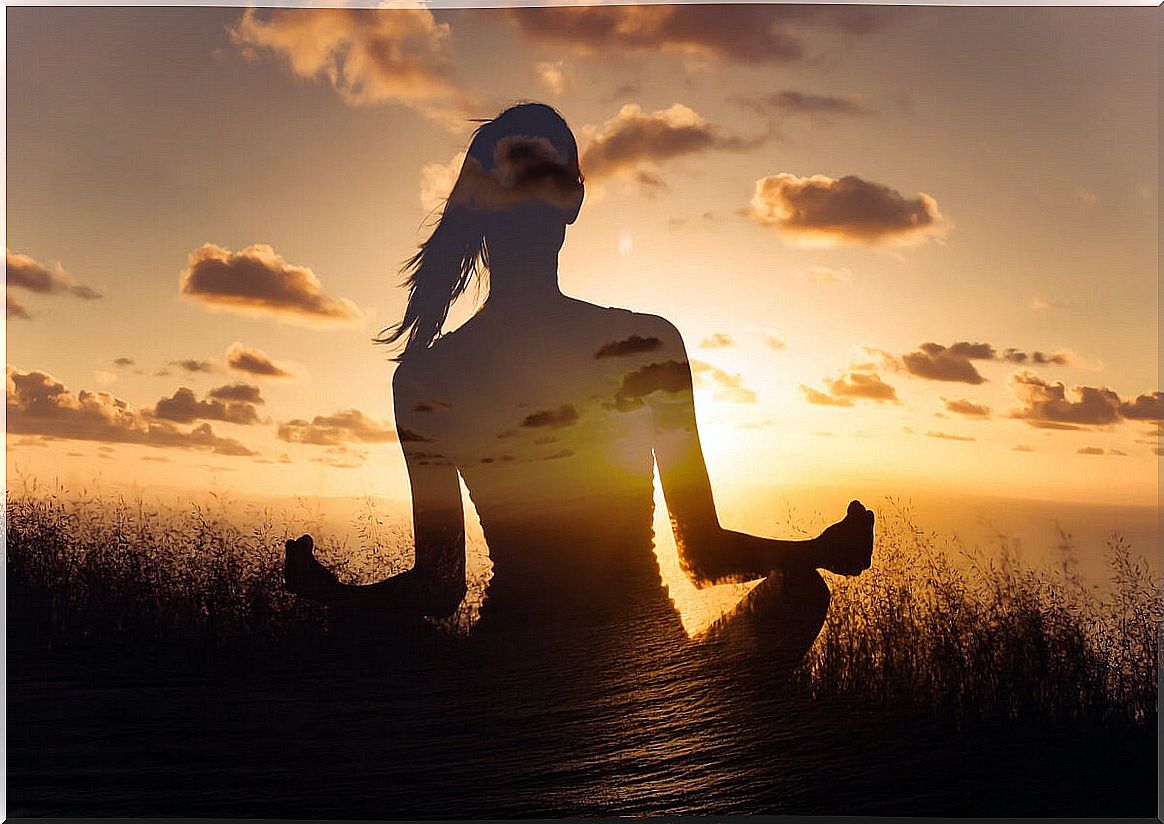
[7,483,1158,817]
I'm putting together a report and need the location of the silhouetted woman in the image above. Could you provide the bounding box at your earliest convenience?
[285,103,873,661]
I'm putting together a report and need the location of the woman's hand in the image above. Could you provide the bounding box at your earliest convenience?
[283,534,341,602]
[817,500,875,576]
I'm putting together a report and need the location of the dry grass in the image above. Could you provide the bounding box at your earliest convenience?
[6,484,1159,729]
[800,498,1160,729]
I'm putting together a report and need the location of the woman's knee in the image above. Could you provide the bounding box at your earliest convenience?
[705,566,831,664]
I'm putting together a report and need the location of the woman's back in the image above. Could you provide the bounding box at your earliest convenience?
[394,296,690,632]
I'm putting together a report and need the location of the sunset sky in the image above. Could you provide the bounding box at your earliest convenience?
[6,4,1159,514]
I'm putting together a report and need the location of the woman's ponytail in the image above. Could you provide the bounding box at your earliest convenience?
[375,201,487,360]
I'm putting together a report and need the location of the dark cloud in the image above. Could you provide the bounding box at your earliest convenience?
[7,294,30,320]
[925,431,976,442]
[897,341,1071,384]
[801,364,898,406]
[594,335,663,359]
[180,243,362,325]
[6,248,103,315]
[499,5,879,64]
[225,342,295,378]
[171,359,217,374]
[6,366,256,456]
[736,90,873,118]
[1012,444,1035,453]
[942,398,992,418]
[691,360,756,403]
[412,399,453,413]
[520,404,580,429]
[278,409,397,446]
[610,359,692,412]
[152,386,263,426]
[748,173,949,247]
[580,104,760,184]
[229,9,472,125]
[1008,372,1122,429]
[1076,446,1116,456]
[113,357,135,368]
[208,382,264,404]
[1000,348,1071,366]
[1120,391,1164,421]
[901,342,990,385]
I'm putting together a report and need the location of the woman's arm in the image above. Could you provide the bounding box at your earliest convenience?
[643,316,873,587]
[284,362,467,619]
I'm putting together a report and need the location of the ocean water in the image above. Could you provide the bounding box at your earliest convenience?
[8,616,1156,818]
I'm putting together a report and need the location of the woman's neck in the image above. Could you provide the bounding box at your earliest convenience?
[485,247,564,305]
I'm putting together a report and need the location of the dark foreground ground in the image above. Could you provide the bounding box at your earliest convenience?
[8,631,1156,819]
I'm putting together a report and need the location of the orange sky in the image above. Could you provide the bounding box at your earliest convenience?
[5,5,1160,511]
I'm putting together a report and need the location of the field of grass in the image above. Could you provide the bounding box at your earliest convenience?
[6,482,1159,731]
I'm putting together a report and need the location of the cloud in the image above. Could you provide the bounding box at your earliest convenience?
[7,293,30,320]
[1030,296,1068,311]
[760,332,785,350]
[896,341,1072,384]
[535,60,570,94]
[6,366,257,456]
[1000,348,1071,366]
[520,405,580,428]
[229,8,471,125]
[737,90,873,119]
[691,360,756,403]
[277,408,397,446]
[801,363,898,406]
[900,342,990,384]
[699,333,734,349]
[412,399,453,413]
[580,104,759,185]
[1119,392,1164,421]
[925,430,976,442]
[420,150,467,214]
[311,445,369,469]
[6,248,103,317]
[180,243,362,326]
[1076,446,1124,456]
[113,357,135,368]
[1008,372,1122,429]
[594,335,663,359]
[170,359,217,374]
[225,342,295,379]
[1012,444,1035,452]
[208,382,264,404]
[801,386,852,407]
[942,398,992,418]
[499,5,879,64]
[152,385,263,426]
[747,173,950,247]
[797,265,852,285]
[610,359,693,412]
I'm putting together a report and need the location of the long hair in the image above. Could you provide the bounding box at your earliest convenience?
[376,103,582,360]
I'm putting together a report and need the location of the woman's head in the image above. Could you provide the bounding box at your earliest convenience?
[378,103,584,358]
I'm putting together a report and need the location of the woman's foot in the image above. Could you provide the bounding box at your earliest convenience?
[818,500,874,576]
[284,534,341,602]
